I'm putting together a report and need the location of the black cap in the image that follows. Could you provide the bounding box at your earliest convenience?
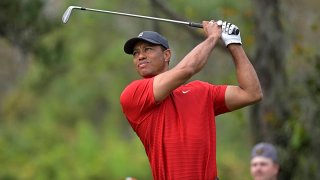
[124,31,169,54]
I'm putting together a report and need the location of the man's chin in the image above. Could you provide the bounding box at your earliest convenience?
[139,71,155,78]
[252,175,266,180]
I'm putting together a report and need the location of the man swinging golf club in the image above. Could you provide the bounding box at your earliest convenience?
[120,20,263,180]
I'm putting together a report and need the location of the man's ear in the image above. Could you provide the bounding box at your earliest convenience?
[274,163,280,174]
[164,49,171,63]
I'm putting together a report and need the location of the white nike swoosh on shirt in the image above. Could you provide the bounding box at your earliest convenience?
[182,90,191,94]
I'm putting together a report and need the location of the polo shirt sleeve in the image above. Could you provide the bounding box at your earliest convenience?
[120,78,156,128]
[210,85,230,115]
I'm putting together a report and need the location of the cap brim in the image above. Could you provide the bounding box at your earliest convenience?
[124,37,162,54]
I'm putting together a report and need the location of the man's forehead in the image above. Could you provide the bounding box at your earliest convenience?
[251,156,274,164]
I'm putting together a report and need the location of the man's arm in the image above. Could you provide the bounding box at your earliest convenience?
[225,44,263,111]
[153,21,221,102]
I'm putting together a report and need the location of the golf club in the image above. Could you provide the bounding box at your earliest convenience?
[62,6,239,35]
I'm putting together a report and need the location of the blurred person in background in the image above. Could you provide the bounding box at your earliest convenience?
[250,142,280,180]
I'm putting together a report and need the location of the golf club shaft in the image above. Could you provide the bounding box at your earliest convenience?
[62,6,239,34]
[64,6,203,28]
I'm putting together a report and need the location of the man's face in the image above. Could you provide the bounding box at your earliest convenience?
[250,156,279,180]
[132,41,170,78]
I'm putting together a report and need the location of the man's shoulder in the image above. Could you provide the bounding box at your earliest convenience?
[120,77,156,118]
[121,78,154,97]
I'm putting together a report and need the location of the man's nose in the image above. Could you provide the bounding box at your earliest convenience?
[137,52,146,60]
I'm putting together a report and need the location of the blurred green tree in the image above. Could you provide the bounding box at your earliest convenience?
[250,0,320,179]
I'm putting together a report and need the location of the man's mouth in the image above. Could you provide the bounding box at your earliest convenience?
[138,61,149,68]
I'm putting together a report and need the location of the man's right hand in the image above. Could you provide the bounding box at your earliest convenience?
[203,20,222,40]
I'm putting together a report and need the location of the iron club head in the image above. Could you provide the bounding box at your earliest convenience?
[62,6,82,23]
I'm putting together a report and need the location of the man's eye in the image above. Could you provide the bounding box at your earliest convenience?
[132,51,138,56]
[145,47,153,51]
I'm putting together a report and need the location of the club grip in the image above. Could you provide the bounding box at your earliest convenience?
[189,22,203,28]
[189,22,239,35]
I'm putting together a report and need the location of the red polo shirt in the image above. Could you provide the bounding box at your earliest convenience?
[120,78,229,180]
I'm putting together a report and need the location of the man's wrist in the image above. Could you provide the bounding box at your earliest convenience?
[206,35,219,46]
[227,43,242,49]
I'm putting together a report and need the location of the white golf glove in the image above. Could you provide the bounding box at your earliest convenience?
[220,21,242,47]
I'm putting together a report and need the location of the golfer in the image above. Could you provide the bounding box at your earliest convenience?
[120,20,263,180]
